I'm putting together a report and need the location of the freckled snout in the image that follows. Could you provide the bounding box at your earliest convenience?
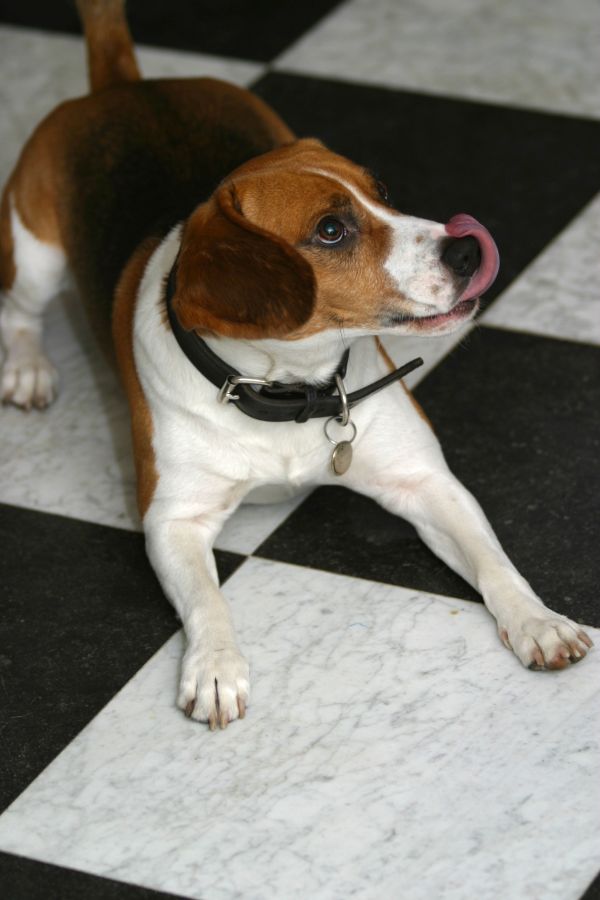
[444,214,500,300]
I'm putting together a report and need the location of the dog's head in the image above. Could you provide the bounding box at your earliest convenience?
[172,139,499,341]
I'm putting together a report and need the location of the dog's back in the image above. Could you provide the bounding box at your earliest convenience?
[1,0,293,317]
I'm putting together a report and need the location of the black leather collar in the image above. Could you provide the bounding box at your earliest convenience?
[164,263,423,423]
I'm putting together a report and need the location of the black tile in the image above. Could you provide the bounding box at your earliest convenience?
[0,504,244,812]
[257,485,480,602]
[582,871,600,900]
[257,327,600,627]
[0,851,185,900]
[252,72,600,305]
[414,327,600,624]
[0,0,345,62]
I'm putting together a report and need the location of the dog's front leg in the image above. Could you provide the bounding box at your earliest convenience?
[145,515,249,729]
[362,463,593,670]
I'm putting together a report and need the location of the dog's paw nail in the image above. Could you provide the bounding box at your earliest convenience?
[180,647,249,731]
[499,627,512,649]
[566,643,583,661]
[507,613,593,671]
[1,357,58,410]
[546,655,570,670]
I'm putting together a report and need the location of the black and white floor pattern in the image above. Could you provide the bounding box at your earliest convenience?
[1,2,599,898]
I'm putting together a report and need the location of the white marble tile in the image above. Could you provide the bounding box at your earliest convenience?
[0,558,597,900]
[0,289,140,530]
[0,25,264,183]
[275,0,600,119]
[482,193,600,345]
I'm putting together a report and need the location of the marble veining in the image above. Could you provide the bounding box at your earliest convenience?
[482,192,600,345]
[0,288,140,530]
[275,0,600,119]
[0,558,597,900]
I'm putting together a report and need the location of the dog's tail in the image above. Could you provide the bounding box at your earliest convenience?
[75,0,141,92]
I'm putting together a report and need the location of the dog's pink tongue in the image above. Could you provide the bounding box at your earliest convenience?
[446,214,500,300]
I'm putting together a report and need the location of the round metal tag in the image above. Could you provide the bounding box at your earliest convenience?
[331,440,353,475]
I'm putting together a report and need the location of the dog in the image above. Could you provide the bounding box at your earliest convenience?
[0,0,592,730]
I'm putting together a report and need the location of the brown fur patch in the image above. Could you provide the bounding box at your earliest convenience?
[0,185,16,290]
[2,75,298,317]
[6,133,63,247]
[113,237,161,518]
[1,132,65,291]
[173,183,316,338]
[191,140,411,341]
[237,91,295,146]
[76,0,140,92]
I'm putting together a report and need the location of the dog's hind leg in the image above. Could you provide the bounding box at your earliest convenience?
[0,180,67,410]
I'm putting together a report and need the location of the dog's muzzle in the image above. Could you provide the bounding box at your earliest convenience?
[444,214,500,300]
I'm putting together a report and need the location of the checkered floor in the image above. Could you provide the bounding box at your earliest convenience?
[0,2,599,898]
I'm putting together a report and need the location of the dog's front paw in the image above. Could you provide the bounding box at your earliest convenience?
[178,644,250,730]
[1,351,58,410]
[499,613,593,670]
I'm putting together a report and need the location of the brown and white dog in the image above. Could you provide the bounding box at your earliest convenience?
[0,0,592,729]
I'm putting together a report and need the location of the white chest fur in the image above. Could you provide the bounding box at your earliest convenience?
[133,227,435,514]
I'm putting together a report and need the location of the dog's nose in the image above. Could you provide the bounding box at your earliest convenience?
[441,236,481,278]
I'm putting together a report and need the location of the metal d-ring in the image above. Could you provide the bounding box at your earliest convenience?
[324,415,357,446]
[334,373,350,426]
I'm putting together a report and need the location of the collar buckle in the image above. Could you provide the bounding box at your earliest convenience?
[218,375,274,404]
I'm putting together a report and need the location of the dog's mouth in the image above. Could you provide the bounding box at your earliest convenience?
[446,213,500,301]
[384,296,479,332]
[411,296,479,330]
[402,214,498,331]
[380,213,498,333]
[381,296,479,333]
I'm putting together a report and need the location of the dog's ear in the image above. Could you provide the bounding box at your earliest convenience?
[172,185,315,338]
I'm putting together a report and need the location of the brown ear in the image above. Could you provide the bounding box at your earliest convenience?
[172,185,315,339]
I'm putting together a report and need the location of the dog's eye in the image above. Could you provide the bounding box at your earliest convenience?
[316,217,347,245]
